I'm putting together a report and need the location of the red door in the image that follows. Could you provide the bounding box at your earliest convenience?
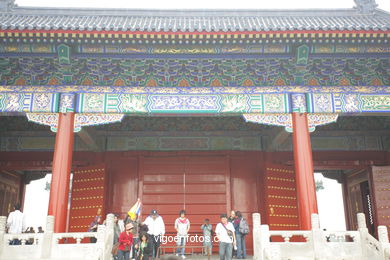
[264,163,300,230]
[371,166,390,240]
[139,155,230,253]
[68,164,106,232]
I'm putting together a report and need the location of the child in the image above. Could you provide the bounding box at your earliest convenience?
[201,219,213,256]
[137,233,153,260]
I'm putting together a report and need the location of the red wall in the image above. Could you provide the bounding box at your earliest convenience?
[2,150,390,255]
[105,154,139,215]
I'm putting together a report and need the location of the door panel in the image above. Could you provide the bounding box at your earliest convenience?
[345,169,374,234]
[143,175,184,183]
[371,166,390,239]
[140,155,229,253]
[0,172,21,217]
[140,155,184,209]
[186,183,226,193]
[143,194,185,204]
[264,164,300,230]
[143,184,185,193]
[68,165,106,232]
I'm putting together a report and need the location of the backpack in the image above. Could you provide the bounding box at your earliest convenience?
[239,218,249,235]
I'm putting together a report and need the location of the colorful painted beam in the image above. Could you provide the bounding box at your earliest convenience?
[76,93,289,114]
[0,93,59,112]
[1,92,389,114]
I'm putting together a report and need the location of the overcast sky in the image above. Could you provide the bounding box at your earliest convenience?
[15,0,390,11]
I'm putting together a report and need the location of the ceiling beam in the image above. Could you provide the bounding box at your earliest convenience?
[76,128,102,152]
[1,129,390,138]
[311,130,390,137]
[266,128,290,152]
[0,131,55,137]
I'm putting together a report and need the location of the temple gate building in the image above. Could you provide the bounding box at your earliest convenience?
[0,0,389,255]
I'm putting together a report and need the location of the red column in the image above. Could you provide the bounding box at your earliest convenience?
[292,112,318,230]
[48,113,75,233]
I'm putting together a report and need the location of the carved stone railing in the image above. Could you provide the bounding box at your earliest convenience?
[0,214,114,260]
[252,212,390,260]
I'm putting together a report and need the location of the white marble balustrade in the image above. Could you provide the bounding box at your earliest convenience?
[252,213,390,260]
[0,214,114,260]
[1,212,389,260]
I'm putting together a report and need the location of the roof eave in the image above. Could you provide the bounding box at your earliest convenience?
[1,6,376,17]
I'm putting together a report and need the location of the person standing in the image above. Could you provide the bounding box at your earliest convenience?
[235,211,247,259]
[118,223,134,260]
[201,218,213,256]
[144,209,165,259]
[6,203,26,245]
[113,214,124,260]
[88,215,101,243]
[125,212,141,260]
[216,214,235,260]
[227,210,237,257]
[114,214,123,243]
[174,210,190,259]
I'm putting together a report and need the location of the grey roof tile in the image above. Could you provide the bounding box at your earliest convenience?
[0,7,389,32]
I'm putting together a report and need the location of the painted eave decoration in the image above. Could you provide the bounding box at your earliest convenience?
[26,113,124,132]
[242,113,339,132]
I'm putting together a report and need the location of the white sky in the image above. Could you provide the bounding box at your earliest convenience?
[15,0,390,11]
[315,173,346,231]
[23,175,51,230]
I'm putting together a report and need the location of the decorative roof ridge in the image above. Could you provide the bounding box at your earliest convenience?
[375,8,390,17]
[354,0,377,14]
[0,6,386,17]
[0,0,15,12]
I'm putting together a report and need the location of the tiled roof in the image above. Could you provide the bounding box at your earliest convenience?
[0,6,389,32]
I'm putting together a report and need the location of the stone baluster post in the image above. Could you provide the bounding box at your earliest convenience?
[378,225,390,258]
[93,222,106,260]
[311,213,320,230]
[260,225,271,260]
[103,214,114,260]
[0,216,7,255]
[357,213,367,231]
[252,213,261,260]
[41,215,54,258]
[311,213,324,259]
[378,226,389,244]
[252,213,271,260]
[357,213,369,258]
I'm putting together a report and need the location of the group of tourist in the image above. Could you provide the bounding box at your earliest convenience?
[5,203,250,260]
[106,209,249,260]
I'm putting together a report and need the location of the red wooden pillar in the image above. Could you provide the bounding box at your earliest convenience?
[48,113,75,233]
[292,112,318,230]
